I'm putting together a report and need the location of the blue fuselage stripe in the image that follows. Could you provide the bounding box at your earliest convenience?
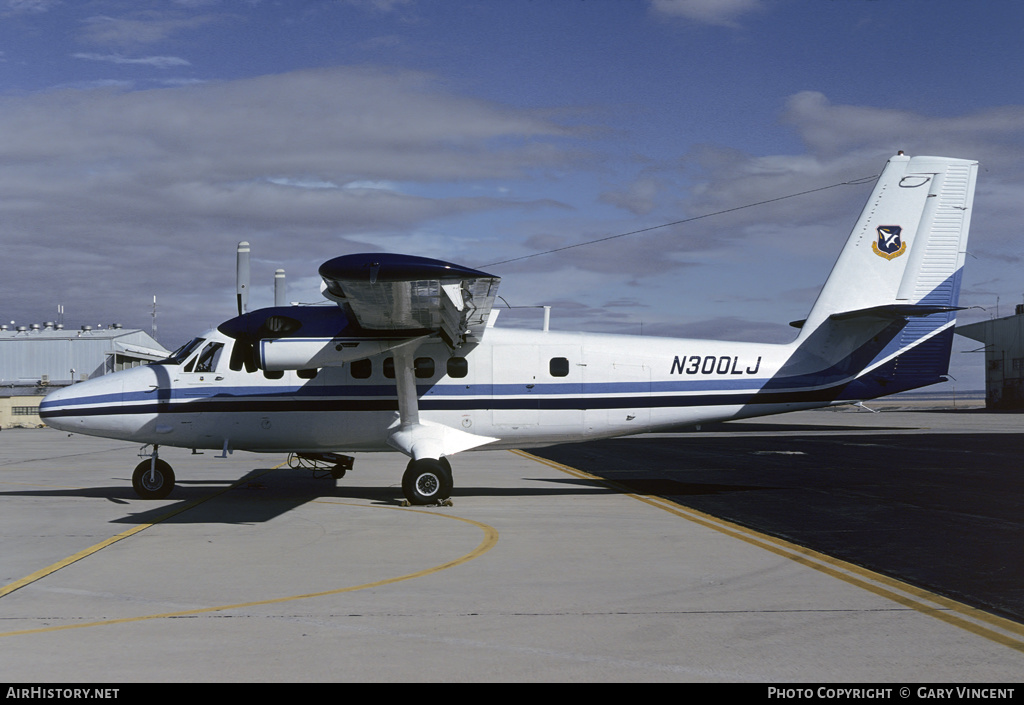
[36,382,909,418]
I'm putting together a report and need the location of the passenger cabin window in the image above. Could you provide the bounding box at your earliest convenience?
[263,369,284,379]
[447,357,468,379]
[297,368,318,379]
[415,357,434,379]
[350,359,372,379]
[382,357,436,379]
[549,357,570,377]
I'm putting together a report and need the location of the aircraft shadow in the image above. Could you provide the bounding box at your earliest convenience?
[0,465,647,527]
[529,431,1024,625]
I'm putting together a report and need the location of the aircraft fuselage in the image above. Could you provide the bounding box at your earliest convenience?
[41,322,823,453]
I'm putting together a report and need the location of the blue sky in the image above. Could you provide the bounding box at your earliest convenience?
[3,0,1024,391]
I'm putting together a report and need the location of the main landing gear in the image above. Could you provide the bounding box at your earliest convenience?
[402,457,453,506]
[132,445,175,499]
[293,452,453,506]
[293,452,455,505]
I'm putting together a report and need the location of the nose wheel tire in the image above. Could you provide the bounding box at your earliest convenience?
[132,459,175,499]
[402,458,453,505]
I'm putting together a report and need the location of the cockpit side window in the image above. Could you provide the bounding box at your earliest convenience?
[194,342,225,373]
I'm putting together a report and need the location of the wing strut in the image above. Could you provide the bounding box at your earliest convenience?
[385,342,498,461]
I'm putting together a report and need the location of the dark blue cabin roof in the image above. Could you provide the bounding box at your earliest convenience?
[319,253,494,284]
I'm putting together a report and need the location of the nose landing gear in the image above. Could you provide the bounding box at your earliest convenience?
[132,446,175,499]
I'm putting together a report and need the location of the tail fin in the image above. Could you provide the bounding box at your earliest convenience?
[801,153,978,331]
[792,153,978,398]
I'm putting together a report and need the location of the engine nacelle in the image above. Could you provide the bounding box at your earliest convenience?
[258,335,425,371]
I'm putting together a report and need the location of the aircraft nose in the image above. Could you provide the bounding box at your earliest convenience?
[40,374,124,433]
[40,384,77,431]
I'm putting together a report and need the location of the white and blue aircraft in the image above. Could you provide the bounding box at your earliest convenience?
[40,153,978,505]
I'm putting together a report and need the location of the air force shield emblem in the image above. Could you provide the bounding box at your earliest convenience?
[872,225,906,260]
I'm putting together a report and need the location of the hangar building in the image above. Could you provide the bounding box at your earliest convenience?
[0,323,167,428]
[958,306,1024,410]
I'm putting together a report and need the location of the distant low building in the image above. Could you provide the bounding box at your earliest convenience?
[957,306,1024,410]
[0,323,167,428]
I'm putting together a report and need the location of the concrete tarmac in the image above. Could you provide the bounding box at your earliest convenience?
[1,411,1023,682]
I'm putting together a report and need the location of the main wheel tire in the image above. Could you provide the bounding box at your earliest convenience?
[132,459,175,499]
[435,458,453,498]
[402,458,453,505]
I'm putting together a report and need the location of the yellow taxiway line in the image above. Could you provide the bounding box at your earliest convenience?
[513,449,1024,655]
[0,469,498,638]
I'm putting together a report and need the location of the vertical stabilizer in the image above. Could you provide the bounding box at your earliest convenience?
[783,154,977,399]
[799,154,977,335]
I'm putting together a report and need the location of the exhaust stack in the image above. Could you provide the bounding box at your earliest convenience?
[236,241,250,315]
[275,268,286,307]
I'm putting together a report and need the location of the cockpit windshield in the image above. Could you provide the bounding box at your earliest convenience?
[152,337,205,366]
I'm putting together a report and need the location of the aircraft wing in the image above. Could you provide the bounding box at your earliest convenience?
[318,253,501,350]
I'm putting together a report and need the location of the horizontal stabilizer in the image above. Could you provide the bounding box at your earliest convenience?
[828,304,964,321]
[791,303,964,329]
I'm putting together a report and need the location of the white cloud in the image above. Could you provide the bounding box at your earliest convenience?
[268,177,341,190]
[72,52,192,68]
[342,0,417,14]
[649,0,763,27]
[79,13,220,49]
[599,177,665,216]
[782,91,1024,169]
[0,66,581,344]
[343,180,400,191]
[3,0,60,14]
[487,90,1024,342]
